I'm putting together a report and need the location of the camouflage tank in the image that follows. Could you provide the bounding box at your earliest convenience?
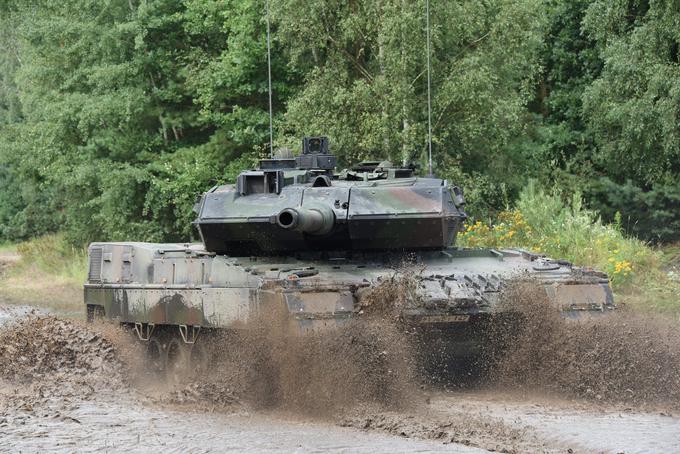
[84,137,614,373]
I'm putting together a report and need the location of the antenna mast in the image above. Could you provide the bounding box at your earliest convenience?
[425,0,433,176]
[266,0,274,157]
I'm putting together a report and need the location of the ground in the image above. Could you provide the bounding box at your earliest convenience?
[1,343,679,454]
[0,254,679,453]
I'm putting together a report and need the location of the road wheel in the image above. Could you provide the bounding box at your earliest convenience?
[165,336,190,384]
[147,336,167,374]
[188,341,209,376]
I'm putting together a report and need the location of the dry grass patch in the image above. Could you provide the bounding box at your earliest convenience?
[0,235,85,319]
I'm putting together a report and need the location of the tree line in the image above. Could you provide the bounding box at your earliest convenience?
[0,0,677,245]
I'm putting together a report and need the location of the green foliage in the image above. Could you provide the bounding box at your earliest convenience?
[587,178,680,244]
[276,0,546,171]
[458,182,660,289]
[0,0,295,244]
[436,159,512,221]
[459,181,680,313]
[582,0,680,186]
[508,0,601,191]
[0,0,677,249]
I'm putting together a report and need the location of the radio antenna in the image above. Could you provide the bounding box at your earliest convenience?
[266,0,274,157]
[425,0,433,176]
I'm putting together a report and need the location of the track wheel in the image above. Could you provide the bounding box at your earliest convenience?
[165,337,190,384]
[147,336,166,374]
[188,341,209,376]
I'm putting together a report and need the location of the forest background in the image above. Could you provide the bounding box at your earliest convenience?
[0,0,678,250]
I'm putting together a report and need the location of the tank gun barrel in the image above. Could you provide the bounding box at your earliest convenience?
[276,206,335,235]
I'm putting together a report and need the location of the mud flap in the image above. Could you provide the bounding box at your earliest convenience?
[544,282,615,318]
[284,290,354,332]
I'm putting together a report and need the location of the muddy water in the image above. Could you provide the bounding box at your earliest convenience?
[0,381,478,453]
[2,293,680,454]
[4,380,677,454]
[431,391,680,453]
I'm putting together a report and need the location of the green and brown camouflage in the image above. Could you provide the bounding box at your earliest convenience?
[84,137,614,364]
[194,136,466,254]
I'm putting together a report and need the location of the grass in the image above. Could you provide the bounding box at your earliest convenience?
[0,242,17,255]
[661,243,680,270]
[0,234,86,319]
[458,182,680,316]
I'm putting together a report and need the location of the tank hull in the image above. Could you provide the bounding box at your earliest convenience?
[84,242,614,342]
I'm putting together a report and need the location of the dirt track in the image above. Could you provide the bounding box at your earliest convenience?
[1,306,679,453]
[2,375,679,453]
[0,383,477,453]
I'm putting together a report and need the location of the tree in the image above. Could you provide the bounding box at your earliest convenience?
[273,0,546,175]
[0,0,297,243]
[582,0,680,186]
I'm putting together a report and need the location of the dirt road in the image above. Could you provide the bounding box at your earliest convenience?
[0,385,481,453]
[1,304,679,453]
[2,374,679,453]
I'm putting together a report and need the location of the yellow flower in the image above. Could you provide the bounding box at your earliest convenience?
[613,260,632,275]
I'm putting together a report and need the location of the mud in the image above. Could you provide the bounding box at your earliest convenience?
[0,309,483,453]
[164,278,421,415]
[487,282,680,411]
[0,316,124,384]
[2,275,680,452]
[430,390,680,454]
[338,405,545,453]
[0,387,481,453]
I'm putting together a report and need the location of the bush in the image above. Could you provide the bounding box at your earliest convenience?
[15,234,88,283]
[458,181,660,288]
[586,178,680,244]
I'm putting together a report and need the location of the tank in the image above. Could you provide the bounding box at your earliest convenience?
[84,137,614,373]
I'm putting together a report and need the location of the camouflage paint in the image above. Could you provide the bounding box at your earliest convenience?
[84,139,615,347]
[85,243,614,334]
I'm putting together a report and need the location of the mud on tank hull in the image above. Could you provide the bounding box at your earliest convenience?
[84,243,614,358]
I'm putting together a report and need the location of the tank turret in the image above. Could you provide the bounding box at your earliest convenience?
[194,137,467,255]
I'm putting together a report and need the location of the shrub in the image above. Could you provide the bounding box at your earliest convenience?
[586,178,680,244]
[15,234,88,283]
[458,181,660,288]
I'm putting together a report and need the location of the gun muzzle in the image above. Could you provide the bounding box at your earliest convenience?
[276,206,335,235]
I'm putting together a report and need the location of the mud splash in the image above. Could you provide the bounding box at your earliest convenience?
[0,293,420,417]
[338,405,543,453]
[3,280,680,452]
[3,281,680,417]
[488,282,680,410]
[0,313,139,435]
[174,278,422,415]
[0,315,128,389]
[0,312,467,453]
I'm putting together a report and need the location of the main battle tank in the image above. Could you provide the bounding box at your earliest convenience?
[84,137,614,373]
